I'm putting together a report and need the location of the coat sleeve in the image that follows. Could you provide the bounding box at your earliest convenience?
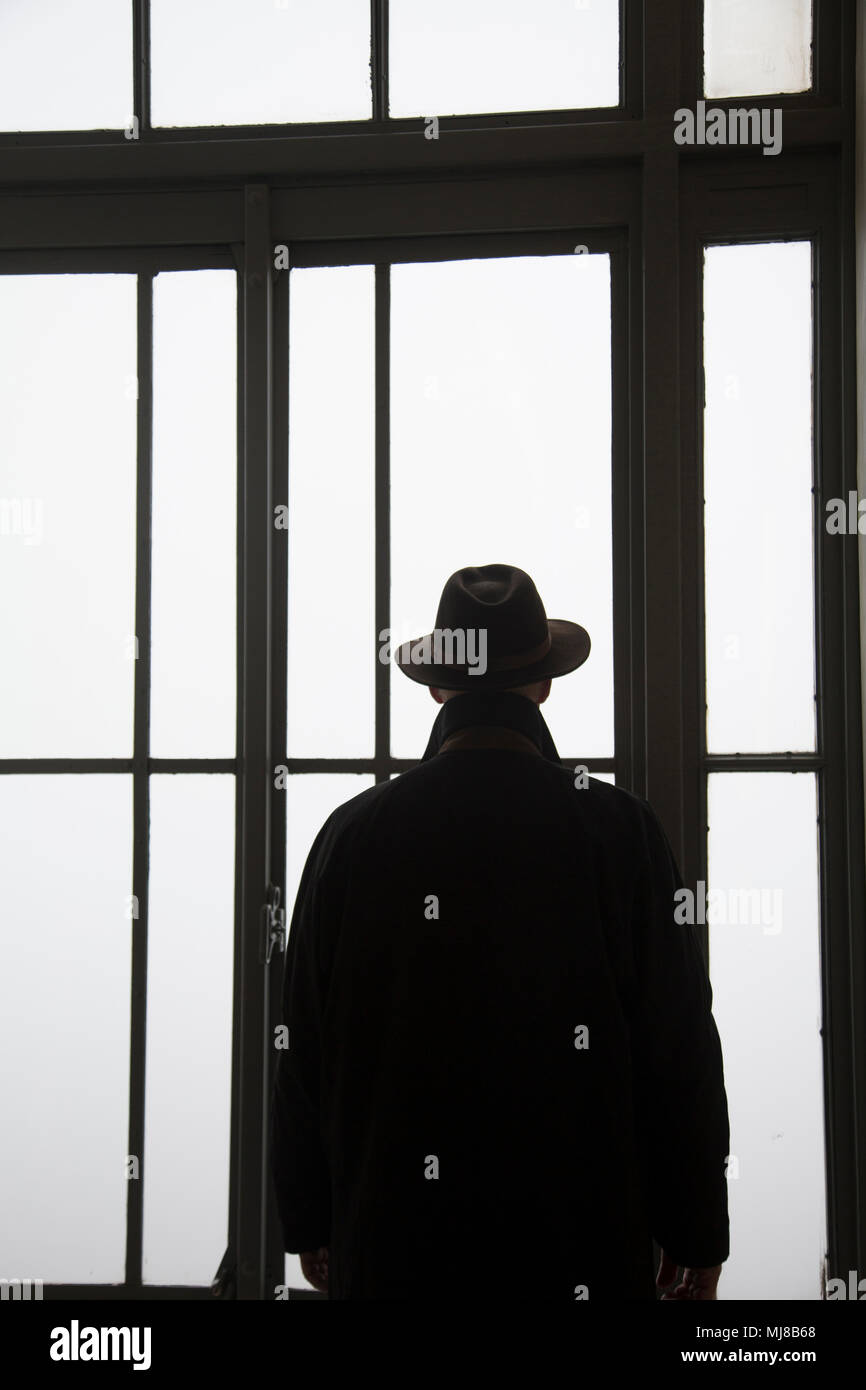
[628,800,731,1269]
[270,827,334,1254]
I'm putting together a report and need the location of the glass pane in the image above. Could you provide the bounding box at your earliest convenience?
[0,274,138,757]
[703,243,815,754]
[283,772,375,1293]
[151,271,237,759]
[707,772,825,1299]
[0,0,132,132]
[389,0,619,117]
[288,268,375,758]
[705,0,812,97]
[143,775,235,1285]
[285,774,377,922]
[0,775,133,1282]
[390,255,613,760]
[151,0,371,127]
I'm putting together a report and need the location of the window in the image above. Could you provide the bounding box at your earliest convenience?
[701,241,826,1297]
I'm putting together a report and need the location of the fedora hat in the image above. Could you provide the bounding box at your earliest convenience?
[395,563,591,691]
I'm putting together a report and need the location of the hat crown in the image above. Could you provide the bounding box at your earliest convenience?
[435,564,549,657]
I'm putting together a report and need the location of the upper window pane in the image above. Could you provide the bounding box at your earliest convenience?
[704,0,812,98]
[287,267,375,759]
[389,0,619,118]
[0,274,138,758]
[390,254,614,761]
[0,0,132,132]
[150,271,237,759]
[151,0,371,127]
[703,242,815,755]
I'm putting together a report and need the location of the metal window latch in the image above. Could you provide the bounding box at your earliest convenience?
[262,883,287,965]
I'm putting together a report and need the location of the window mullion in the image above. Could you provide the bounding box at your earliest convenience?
[125,271,154,1289]
[233,184,275,1300]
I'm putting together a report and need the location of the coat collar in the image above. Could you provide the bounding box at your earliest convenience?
[419,689,563,766]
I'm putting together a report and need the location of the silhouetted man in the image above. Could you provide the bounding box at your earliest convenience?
[271,564,730,1300]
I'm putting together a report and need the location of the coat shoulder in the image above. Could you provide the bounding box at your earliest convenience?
[303,762,666,883]
[303,779,393,879]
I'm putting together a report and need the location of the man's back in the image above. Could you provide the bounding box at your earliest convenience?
[272,733,730,1301]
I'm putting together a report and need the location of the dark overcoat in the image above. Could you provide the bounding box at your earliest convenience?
[270,689,730,1300]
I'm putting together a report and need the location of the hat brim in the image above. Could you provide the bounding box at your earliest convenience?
[395,619,591,691]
